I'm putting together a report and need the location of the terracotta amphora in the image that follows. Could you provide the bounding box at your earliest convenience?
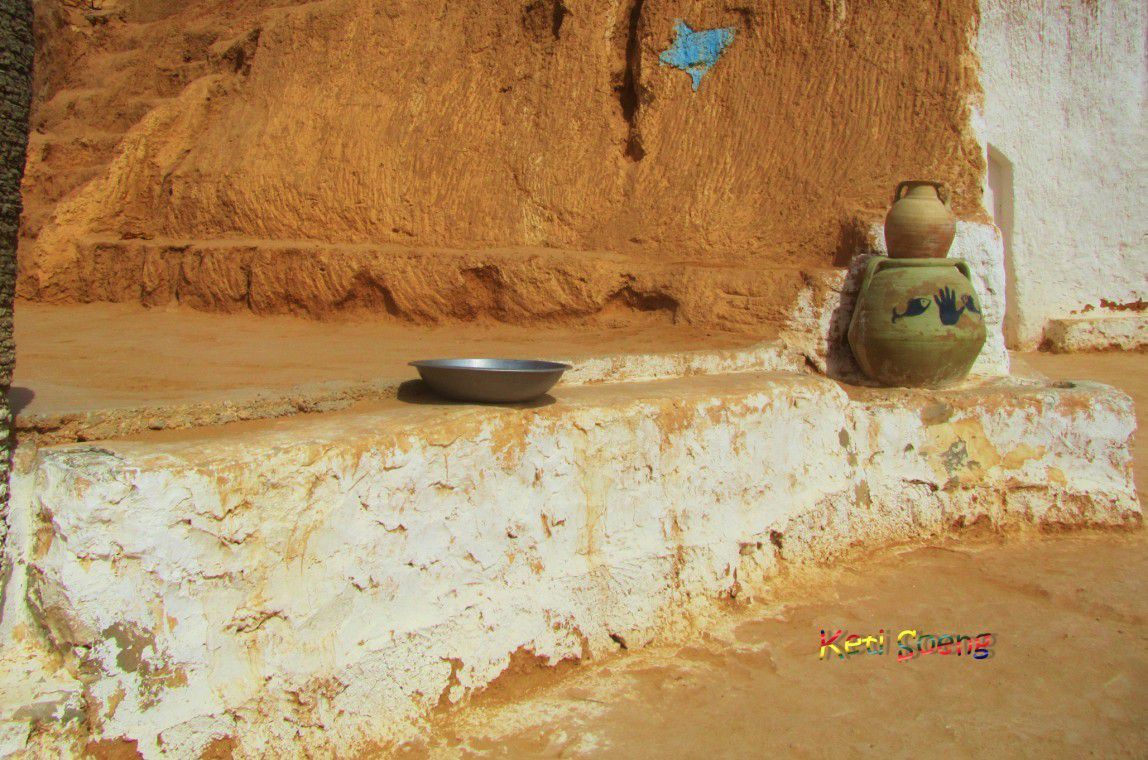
[847,257,986,388]
[884,180,956,259]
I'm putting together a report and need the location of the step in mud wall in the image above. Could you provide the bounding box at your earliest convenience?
[6,373,1138,756]
[15,220,1013,387]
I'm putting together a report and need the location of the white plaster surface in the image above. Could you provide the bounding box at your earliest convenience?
[1045,314,1148,352]
[976,0,1148,349]
[3,372,1137,757]
[560,341,804,385]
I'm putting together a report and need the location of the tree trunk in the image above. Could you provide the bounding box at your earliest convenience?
[0,1,33,572]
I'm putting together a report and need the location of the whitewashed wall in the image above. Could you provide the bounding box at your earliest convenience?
[975,0,1147,349]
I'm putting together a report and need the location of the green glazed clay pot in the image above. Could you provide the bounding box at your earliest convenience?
[847,257,986,388]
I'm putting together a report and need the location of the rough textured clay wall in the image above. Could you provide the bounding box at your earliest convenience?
[976,0,1148,348]
[20,0,985,322]
[0,1,33,576]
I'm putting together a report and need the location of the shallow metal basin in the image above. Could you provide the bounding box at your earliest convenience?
[409,358,572,403]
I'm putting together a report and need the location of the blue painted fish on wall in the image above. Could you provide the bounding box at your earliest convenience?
[659,20,736,91]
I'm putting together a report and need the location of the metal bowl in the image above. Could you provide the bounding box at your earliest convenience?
[409,358,572,403]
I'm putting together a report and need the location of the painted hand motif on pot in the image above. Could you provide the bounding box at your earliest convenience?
[847,257,987,388]
[935,286,968,326]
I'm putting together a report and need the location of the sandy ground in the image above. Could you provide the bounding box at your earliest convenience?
[11,300,753,416]
[408,351,1148,759]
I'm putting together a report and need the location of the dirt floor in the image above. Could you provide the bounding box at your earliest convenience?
[409,351,1147,759]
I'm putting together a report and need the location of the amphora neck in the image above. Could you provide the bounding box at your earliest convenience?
[903,183,940,199]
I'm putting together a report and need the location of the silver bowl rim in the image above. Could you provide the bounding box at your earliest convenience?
[409,358,573,373]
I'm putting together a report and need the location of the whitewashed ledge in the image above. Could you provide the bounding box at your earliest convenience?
[2,372,1139,757]
[558,340,804,384]
[1045,314,1148,352]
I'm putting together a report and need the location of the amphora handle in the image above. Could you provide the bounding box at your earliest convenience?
[894,180,951,207]
[856,256,974,300]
